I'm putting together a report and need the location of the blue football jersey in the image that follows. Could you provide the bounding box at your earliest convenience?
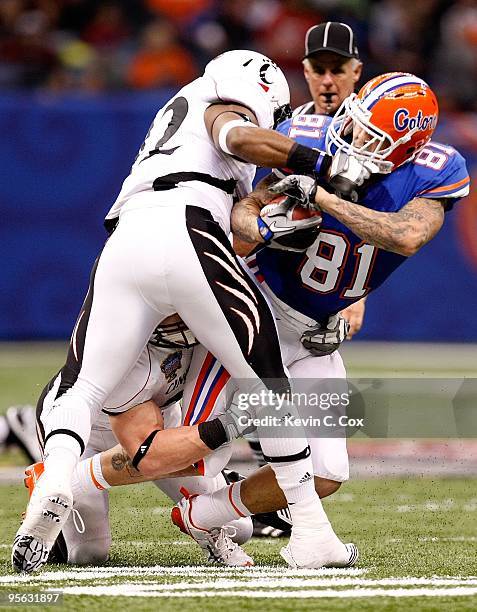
[253,115,470,324]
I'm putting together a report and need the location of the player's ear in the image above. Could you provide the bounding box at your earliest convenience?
[353,60,363,84]
[303,60,312,84]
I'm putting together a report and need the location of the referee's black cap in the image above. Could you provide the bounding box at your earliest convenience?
[304,22,359,60]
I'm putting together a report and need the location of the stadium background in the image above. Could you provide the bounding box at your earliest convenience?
[1,0,477,341]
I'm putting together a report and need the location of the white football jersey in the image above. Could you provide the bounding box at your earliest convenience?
[106,75,258,233]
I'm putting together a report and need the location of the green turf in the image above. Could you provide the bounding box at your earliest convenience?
[1,478,477,611]
[1,344,477,610]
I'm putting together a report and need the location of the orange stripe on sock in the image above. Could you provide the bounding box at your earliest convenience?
[89,458,105,491]
[228,482,245,518]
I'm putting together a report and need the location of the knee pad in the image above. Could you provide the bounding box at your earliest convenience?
[310,438,349,482]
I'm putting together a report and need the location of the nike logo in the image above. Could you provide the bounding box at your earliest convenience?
[267,221,296,233]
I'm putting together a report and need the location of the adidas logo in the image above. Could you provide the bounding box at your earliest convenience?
[277,507,293,526]
[140,445,147,453]
[299,471,312,484]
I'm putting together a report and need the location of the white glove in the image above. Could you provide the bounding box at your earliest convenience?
[268,175,318,208]
[301,314,350,356]
[330,150,380,184]
[217,398,257,441]
[329,151,380,202]
[257,194,322,252]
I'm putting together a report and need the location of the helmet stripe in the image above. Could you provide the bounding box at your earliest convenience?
[363,75,427,111]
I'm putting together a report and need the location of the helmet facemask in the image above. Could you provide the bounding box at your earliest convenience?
[273,103,292,129]
[326,94,421,174]
[149,320,198,350]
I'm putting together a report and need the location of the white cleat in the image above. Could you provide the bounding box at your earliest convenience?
[171,495,254,566]
[280,528,359,569]
[12,488,72,573]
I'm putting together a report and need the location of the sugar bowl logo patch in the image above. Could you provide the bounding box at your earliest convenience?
[161,351,183,382]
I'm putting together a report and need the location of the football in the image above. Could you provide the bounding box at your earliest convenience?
[266,194,322,220]
[261,194,322,252]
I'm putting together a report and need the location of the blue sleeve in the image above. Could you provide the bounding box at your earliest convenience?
[276,114,331,151]
[274,114,331,177]
[412,143,470,205]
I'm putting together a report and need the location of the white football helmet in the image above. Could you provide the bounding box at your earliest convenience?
[204,50,291,129]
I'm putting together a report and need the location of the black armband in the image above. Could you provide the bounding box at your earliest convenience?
[286,143,331,177]
[198,419,227,450]
[132,430,160,469]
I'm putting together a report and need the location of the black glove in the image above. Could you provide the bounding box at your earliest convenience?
[301,314,350,356]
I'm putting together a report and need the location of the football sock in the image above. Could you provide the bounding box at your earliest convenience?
[156,472,227,503]
[72,454,110,498]
[37,394,95,496]
[190,481,251,530]
[257,397,331,530]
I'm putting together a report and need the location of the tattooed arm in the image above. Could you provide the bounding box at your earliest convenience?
[315,188,446,257]
[231,173,277,255]
[99,444,200,485]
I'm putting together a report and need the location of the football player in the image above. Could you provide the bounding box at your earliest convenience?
[170,72,470,569]
[13,50,364,572]
[28,334,255,566]
[295,22,366,338]
[248,24,366,525]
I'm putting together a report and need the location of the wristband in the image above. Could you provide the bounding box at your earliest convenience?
[287,143,331,177]
[257,217,273,243]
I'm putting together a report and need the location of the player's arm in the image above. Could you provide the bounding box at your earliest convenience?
[231,174,277,255]
[340,297,367,339]
[316,193,445,257]
[204,104,327,174]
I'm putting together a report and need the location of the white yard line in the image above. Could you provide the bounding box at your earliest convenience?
[0,566,366,584]
[59,585,477,599]
[4,566,477,600]
[50,578,477,589]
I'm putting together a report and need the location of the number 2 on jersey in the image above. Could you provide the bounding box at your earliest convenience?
[300,231,377,298]
[136,96,189,163]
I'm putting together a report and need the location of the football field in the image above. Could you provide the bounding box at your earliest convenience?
[1,343,477,611]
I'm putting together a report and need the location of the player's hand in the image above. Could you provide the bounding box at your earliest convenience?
[301,314,349,356]
[257,193,322,252]
[268,175,318,208]
[339,298,367,339]
[329,150,380,202]
[216,399,257,442]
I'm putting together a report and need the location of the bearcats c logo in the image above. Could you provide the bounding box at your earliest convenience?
[260,62,275,85]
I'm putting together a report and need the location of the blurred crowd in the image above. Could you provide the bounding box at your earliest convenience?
[1,0,476,110]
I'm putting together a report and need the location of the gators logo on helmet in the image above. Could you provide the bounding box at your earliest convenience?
[326,72,439,172]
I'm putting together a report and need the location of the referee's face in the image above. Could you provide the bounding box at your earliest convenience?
[303,52,362,115]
